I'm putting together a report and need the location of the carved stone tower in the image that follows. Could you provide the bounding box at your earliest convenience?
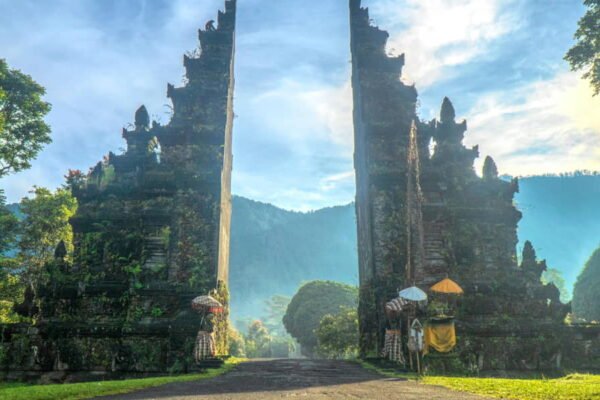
[8,0,237,375]
[350,0,569,366]
[350,0,422,355]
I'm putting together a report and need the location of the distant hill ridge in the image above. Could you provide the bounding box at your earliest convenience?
[229,196,358,318]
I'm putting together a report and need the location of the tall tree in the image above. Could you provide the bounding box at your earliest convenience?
[0,59,52,177]
[0,88,5,133]
[565,0,600,95]
[0,189,20,322]
[572,246,600,321]
[0,189,18,254]
[283,280,358,357]
[18,187,77,288]
[228,326,247,357]
[244,320,272,358]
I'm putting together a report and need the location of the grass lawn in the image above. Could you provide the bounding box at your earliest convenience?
[425,373,600,400]
[0,358,243,400]
[360,361,600,400]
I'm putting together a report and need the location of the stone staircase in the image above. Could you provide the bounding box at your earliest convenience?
[421,221,448,285]
[144,235,167,273]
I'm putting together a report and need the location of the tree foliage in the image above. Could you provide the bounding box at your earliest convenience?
[283,280,358,357]
[0,187,76,322]
[243,320,272,358]
[0,59,52,177]
[17,187,77,287]
[316,306,359,359]
[228,326,246,357]
[565,0,600,95]
[572,245,600,321]
[0,189,18,254]
[262,294,291,337]
[0,88,5,136]
[0,189,20,322]
[0,263,22,323]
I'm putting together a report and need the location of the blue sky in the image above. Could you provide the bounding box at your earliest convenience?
[1,0,598,212]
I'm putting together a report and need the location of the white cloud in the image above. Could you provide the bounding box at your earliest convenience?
[367,0,520,86]
[319,171,355,192]
[465,72,600,176]
[299,80,354,153]
[231,77,356,211]
[233,169,353,212]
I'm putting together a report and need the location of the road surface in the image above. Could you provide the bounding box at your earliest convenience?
[96,359,492,399]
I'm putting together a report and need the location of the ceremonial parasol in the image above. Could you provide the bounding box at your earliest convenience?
[191,295,224,314]
[386,297,410,313]
[430,278,464,295]
[399,286,428,302]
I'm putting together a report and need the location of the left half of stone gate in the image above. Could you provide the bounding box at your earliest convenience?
[1,0,236,379]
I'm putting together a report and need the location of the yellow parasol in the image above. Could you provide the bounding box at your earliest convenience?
[430,278,464,295]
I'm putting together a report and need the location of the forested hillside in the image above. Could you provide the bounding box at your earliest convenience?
[515,174,600,293]
[572,246,600,322]
[229,197,358,318]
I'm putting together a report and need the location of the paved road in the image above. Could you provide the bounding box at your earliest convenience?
[97,359,493,400]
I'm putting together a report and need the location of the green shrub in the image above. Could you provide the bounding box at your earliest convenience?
[244,320,271,358]
[573,246,600,322]
[283,280,358,357]
[228,327,246,358]
[316,306,358,359]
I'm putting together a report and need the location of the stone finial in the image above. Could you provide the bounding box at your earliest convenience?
[522,240,536,266]
[134,105,150,130]
[482,156,499,180]
[54,240,67,260]
[544,282,561,303]
[205,19,216,32]
[440,97,456,123]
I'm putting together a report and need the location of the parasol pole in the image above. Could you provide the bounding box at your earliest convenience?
[406,124,416,371]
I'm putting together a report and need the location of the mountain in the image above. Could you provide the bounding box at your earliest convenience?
[229,197,358,319]
[515,174,600,294]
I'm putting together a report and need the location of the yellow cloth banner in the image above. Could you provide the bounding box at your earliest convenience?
[424,322,456,354]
